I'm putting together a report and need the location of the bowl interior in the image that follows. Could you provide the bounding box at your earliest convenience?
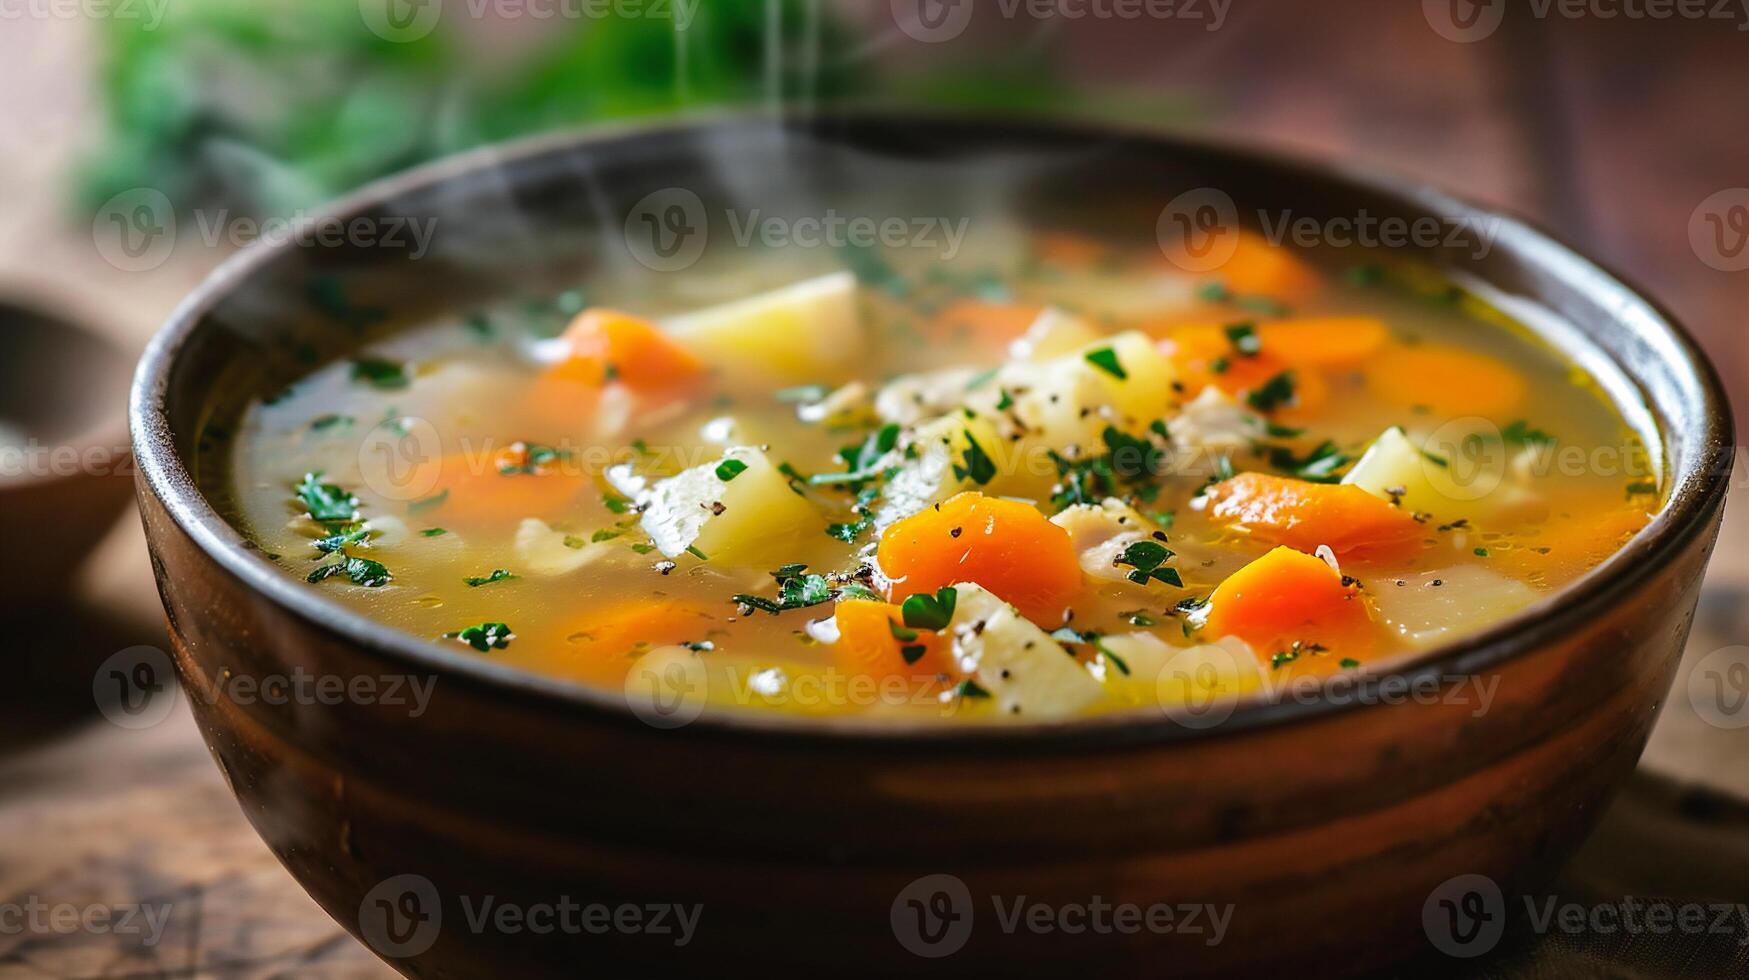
[133,112,1733,738]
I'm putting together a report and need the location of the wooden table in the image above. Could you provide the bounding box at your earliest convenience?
[3,5,1747,977]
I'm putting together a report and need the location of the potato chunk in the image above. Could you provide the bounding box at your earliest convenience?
[945,583,1104,719]
[639,447,819,563]
[664,272,862,385]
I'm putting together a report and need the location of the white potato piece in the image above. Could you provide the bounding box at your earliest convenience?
[1343,425,1545,525]
[639,446,819,563]
[873,414,1005,529]
[874,367,981,427]
[947,583,1105,719]
[514,518,610,576]
[1008,308,1102,363]
[1368,565,1539,647]
[1096,632,1264,716]
[1049,498,1168,585]
[663,272,862,385]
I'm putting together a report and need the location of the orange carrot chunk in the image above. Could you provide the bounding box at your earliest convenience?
[877,492,1081,626]
[548,308,704,389]
[1367,345,1525,417]
[1162,230,1321,303]
[1203,546,1373,654]
[833,599,955,680]
[403,443,589,525]
[1157,326,1330,417]
[1256,317,1389,367]
[1206,473,1426,561]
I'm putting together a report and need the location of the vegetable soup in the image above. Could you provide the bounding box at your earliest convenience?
[213,230,1658,721]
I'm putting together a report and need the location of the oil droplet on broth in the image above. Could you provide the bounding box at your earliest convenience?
[413,594,444,609]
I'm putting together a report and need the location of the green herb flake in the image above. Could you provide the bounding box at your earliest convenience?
[446,622,515,652]
[952,431,997,486]
[1084,347,1128,380]
[464,569,517,588]
[954,679,991,700]
[1224,322,1261,356]
[1246,371,1296,413]
[307,556,391,588]
[900,587,958,631]
[350,357,410,390]
[1114,540,1183,587]
[715,458,749,482]
[295,473,359,523]
[420,527,448,538]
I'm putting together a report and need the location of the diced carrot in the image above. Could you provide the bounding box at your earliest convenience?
[547,599,720,685]
[877,492,1081,626]
[548,308,703,389]
[1367,345,1525,417]
[933,300,1045,344]
[1256,317,1389,367]
[403,443,590,525]
[1203,546,1375,655]
[1158,326,1330,417]
[833,599,956,679]
[1163,229,1321,303]
[1206,472,1427,561]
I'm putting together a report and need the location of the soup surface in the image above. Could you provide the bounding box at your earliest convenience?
[215,229,1658,722]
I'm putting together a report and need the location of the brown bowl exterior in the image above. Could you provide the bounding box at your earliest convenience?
[141,484,1722,977]
[132,113,1733,977]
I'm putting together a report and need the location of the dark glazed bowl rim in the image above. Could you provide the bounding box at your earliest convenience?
[130,109,1735,749]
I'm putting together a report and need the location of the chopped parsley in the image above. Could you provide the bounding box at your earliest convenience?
[732,564,834,615]
[307,555,391,588]
[1246,371,1296,413]
[1626,481,1658,498]
[953,679,991,699]
[715,458,749,482]
[1084,346,1128,380]
[464,569,517,588]
[313,526,372,555]
[1224,322,1261,356]
[309,414,354,433]
[1502,420,1555,446]
[604,493,636,514]
[1114,540,1183,587]
[952,431,997,485]
[350,357,410,390]
[810,423,901,488]
[420,527,448,537]
[295,473,359,523]
[900,587,958,631]
[446,622,515,652]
